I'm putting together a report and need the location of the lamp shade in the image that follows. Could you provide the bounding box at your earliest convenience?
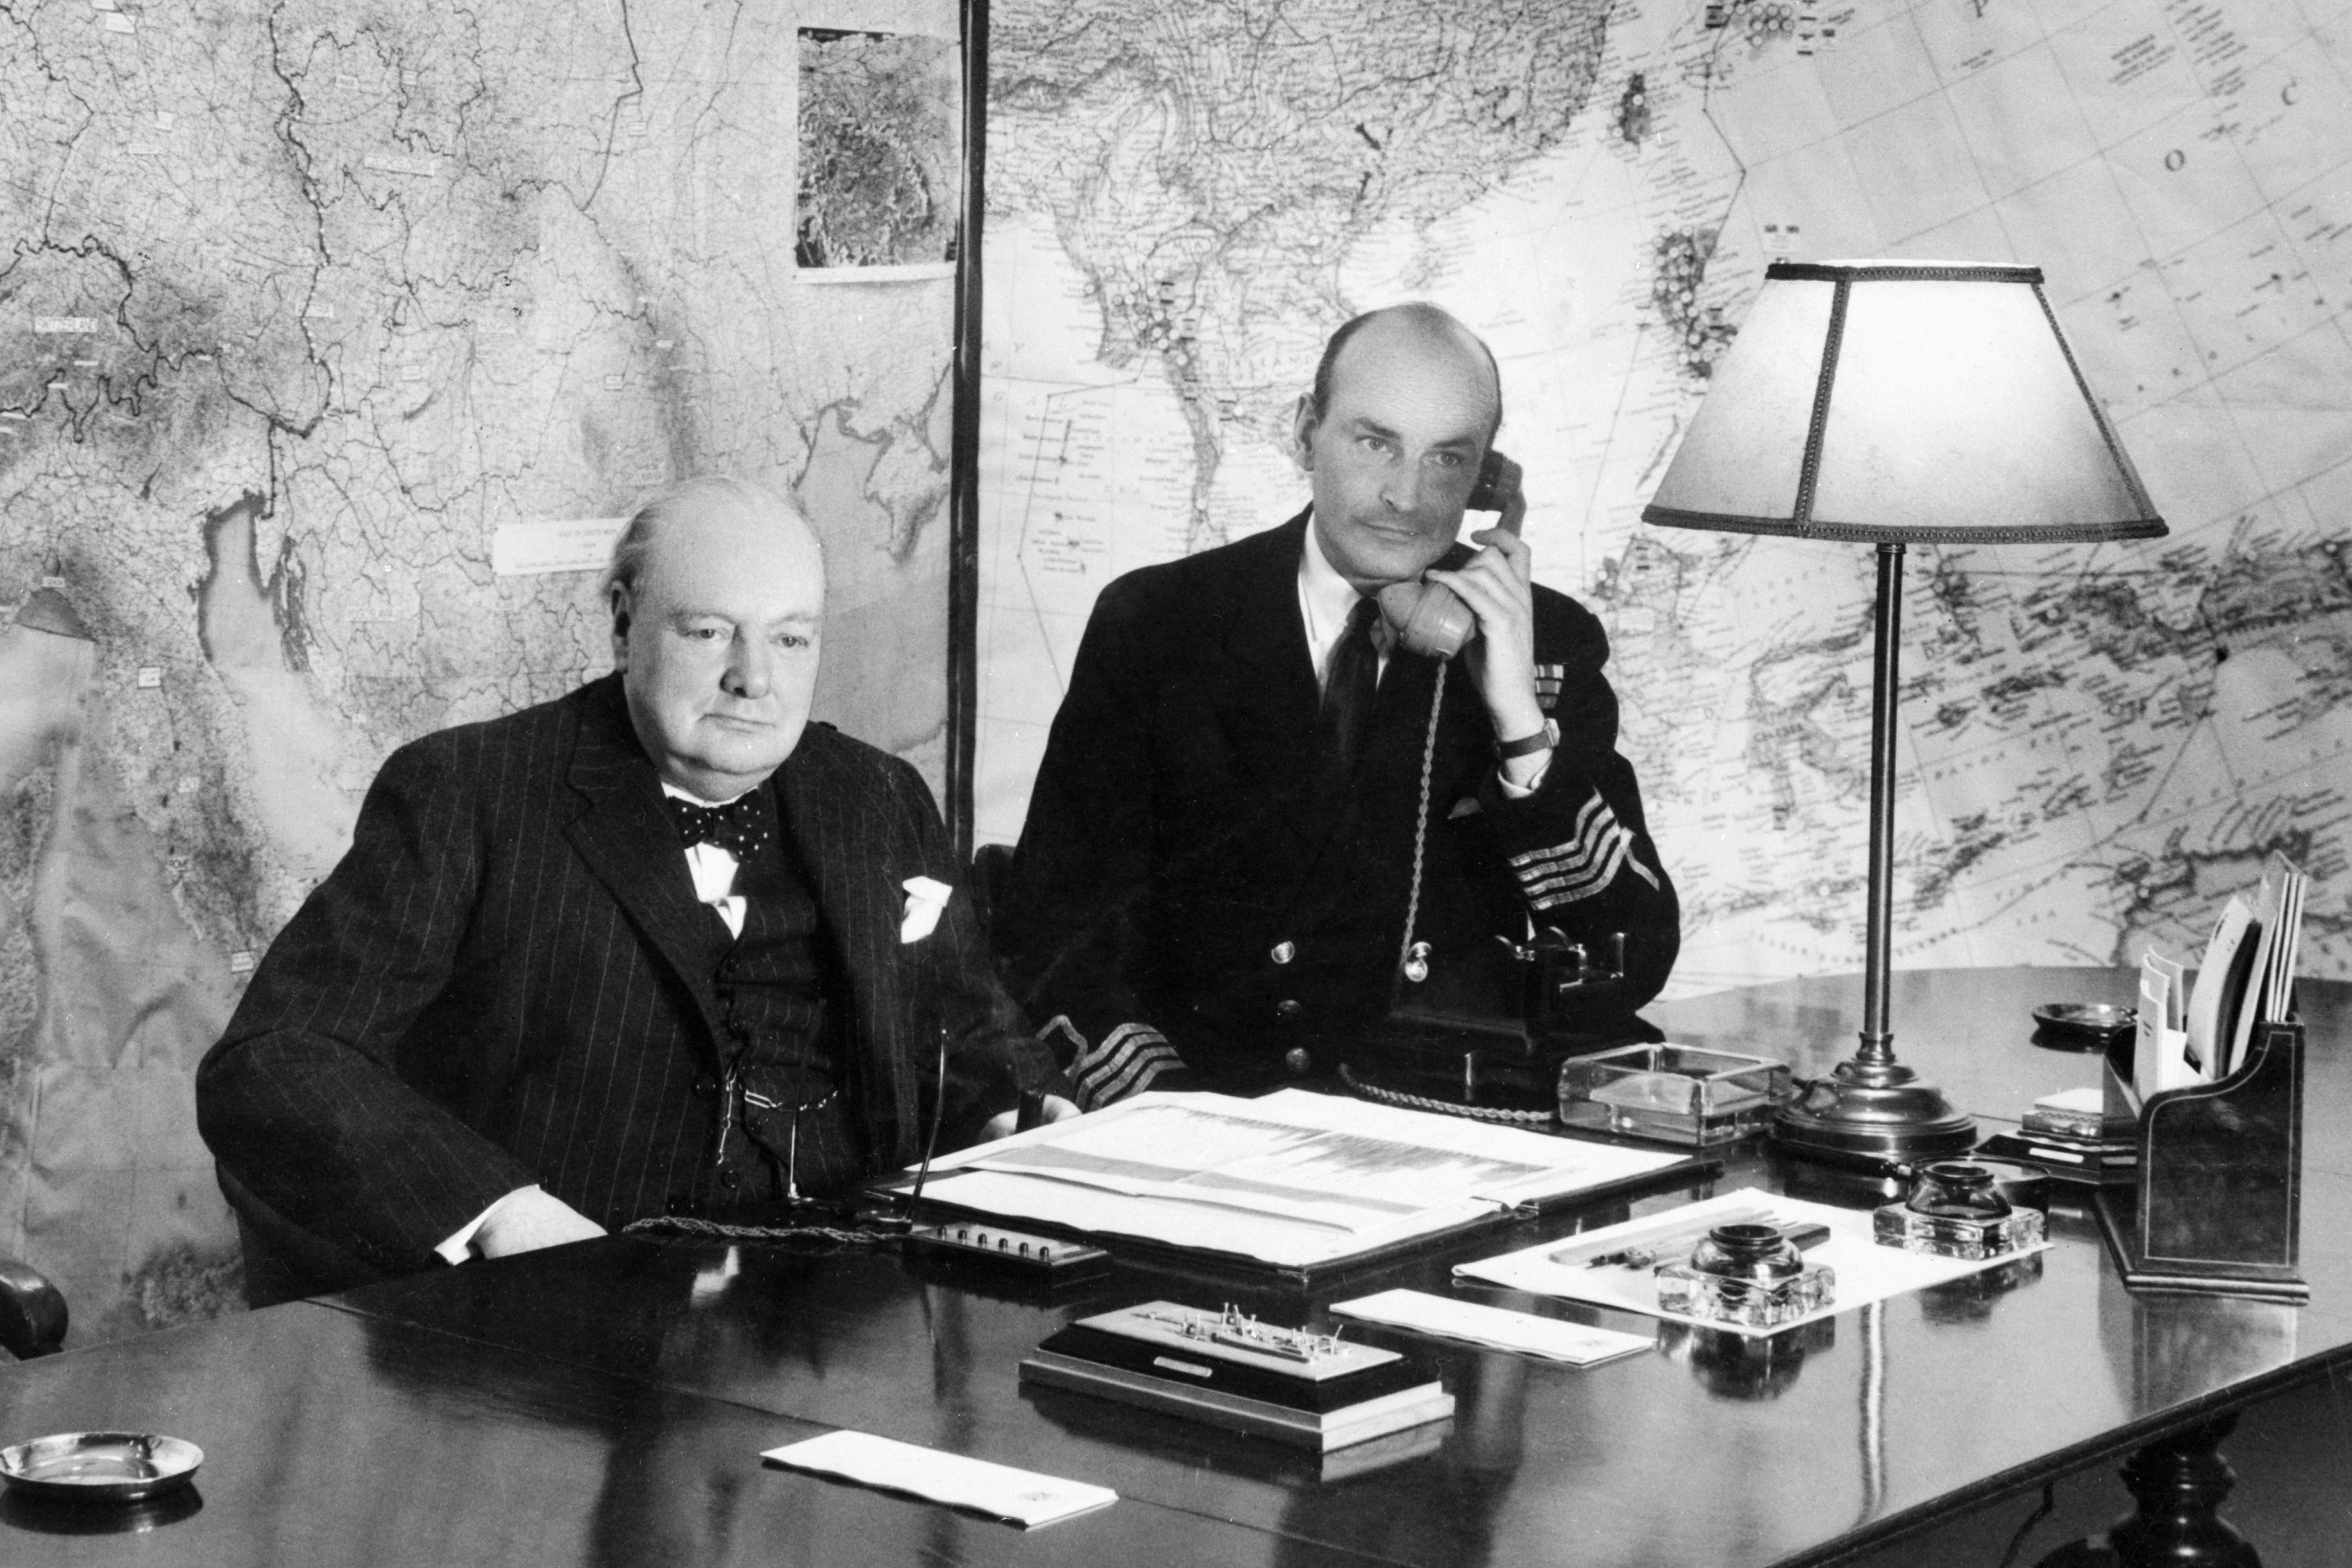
[1643,262,2164,544]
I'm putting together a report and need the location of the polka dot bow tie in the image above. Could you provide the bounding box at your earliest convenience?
[663,793,771,860]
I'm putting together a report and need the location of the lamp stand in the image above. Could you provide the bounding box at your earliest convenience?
[1773,542,1977,1166]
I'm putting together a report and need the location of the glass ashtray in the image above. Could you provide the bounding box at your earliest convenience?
[1559,1044,1791,1145]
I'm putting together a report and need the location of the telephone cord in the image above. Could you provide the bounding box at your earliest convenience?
[1395,661,1448,990]
[1367,659,1553,1124]
[1337,1062,1557,1125]
[621,1215,896,1247]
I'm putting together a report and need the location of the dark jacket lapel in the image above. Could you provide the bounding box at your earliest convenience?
[560,676,731,1060]
[771,727,922,1159]
[771,727,900,997]
[1208,511,1327,850]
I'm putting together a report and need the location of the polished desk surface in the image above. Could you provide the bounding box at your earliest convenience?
[3,968,2345,1566]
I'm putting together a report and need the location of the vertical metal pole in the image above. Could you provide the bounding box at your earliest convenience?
[943,0,989,864]
[1858,541,1904,1063]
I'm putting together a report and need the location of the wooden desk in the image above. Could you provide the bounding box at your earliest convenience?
[1,968,2343,1565]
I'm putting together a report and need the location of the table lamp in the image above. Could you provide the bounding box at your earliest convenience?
[1643,260,2165,1165]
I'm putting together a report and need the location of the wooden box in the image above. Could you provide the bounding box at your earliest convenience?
[2093,1018,2306,1302]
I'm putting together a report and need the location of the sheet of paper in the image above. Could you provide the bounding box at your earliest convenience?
[2262,853,2307,1024]
[1330,1289,1654,1367]
[2138,957,2197,1097]
[489,516,628,576]
[2279,874,2306,1017]
[2148,950,2187,1034]
[916,1090,1687,1269]
[762,1430,1115,1529]
[2228,860,2292,1078]
[2183,896,2251,1085]
[1453,1188,2051,1340]
[971,1102,1561,1232]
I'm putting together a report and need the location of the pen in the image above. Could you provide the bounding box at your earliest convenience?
[1545,1205,1773,1269]
[1601,1220,1833,1271]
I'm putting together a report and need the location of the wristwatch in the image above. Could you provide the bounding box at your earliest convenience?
[1496,718,1558,760]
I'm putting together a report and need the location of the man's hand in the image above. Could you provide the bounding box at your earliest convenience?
[1424,523,1546,745]
[978,1094,1082,1142]
[471,1188,608,1259]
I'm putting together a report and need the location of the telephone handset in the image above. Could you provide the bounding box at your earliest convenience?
[1375,448,1518,661]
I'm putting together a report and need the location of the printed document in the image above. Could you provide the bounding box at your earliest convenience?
[912,1090,1687,1270]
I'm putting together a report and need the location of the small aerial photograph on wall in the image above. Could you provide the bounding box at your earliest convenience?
[797,27,963,273]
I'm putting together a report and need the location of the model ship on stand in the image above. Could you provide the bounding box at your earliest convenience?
[1020,1302,1453,1452]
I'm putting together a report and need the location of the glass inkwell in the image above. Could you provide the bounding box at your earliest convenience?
[1654,1222,1835,1329]
[1872,1160,2045,1260]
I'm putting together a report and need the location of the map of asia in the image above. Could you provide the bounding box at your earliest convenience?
[976,0,2351,1004]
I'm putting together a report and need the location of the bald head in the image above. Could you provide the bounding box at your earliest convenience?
[602,475,825,601]
[1309,303,1503,443]
[606,477,827,798]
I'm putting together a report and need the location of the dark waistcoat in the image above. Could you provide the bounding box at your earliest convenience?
[701,834,866,1209]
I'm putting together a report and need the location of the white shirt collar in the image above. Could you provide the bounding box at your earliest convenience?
[1297,510,1375,686]
[659,780,756,809]
[658,782,752,934]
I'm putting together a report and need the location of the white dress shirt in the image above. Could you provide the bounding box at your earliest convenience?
[662,781,751,938]
[1297,517,1390,692]
[1296,513,1550,795]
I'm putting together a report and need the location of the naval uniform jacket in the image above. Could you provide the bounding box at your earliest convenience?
[197,675,1055,1293]
[997,511,1680,1104]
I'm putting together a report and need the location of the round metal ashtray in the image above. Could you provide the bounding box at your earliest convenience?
[2031,1002,2136,1044]
[0,1432,203,1503]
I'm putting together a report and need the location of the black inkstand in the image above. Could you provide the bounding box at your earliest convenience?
[1511,929,1629,1034]
[1348,928,1662,1108]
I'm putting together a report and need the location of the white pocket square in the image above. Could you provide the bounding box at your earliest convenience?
[900,875,952,944]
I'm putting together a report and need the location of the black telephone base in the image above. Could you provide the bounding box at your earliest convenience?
[1344,1012,1664,1111]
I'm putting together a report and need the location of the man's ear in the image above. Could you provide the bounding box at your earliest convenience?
[1290,394,1318,474]
[608,584,633,670]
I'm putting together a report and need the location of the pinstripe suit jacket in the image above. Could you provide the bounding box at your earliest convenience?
[197,675,1053,1291]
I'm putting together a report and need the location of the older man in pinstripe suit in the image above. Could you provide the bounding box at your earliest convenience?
[199,478,1073,1305]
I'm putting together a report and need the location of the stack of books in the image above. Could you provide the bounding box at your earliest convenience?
[1979,1087,2135,1188]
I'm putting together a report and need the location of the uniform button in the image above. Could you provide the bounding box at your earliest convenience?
[693,1074,718,1097]
[1284,1048,1312,1076]
[1275,998,1303,1019]
[1270,941,1295,965]
[719,1170,741,1191]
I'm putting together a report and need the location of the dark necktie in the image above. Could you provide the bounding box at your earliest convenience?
[663,791,773,861]
[1316,595,1382,779]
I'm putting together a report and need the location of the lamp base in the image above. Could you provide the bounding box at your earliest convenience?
[1772,1055,1977,1169]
